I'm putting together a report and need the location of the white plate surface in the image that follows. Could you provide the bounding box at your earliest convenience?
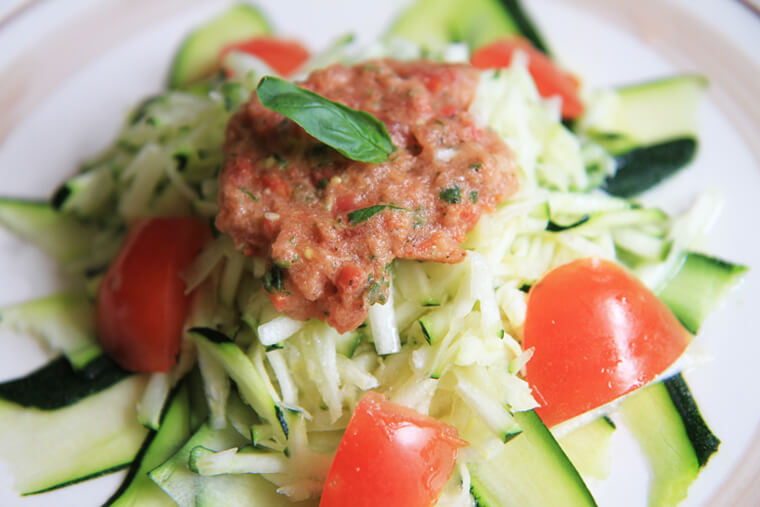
[0,1,758,506]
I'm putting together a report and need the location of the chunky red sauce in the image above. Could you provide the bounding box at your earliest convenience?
[216,60,517,333]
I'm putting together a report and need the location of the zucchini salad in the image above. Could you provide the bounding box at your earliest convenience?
[0,1,748,506]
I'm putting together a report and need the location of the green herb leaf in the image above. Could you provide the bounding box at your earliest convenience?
[257,76,396,164]
[238,187,259,202]
[347,204,407,225]
[348,205,388,224]
[469,190,479,203]
[439,186,461,204]
[263,265,285,293]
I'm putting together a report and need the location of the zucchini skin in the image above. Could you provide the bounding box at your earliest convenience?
[103,427,160,506]
[621,374,720,506]
[603,137,697,197]
[26,463,130,496]
[469,410,597,507]
[387,0,549,53]
[104,384,192,507]
[0,375,149,495]
[497,0,550,54]
[663,373,720,467]
[659,252,748,334]
[546,215,589,232]
[0,355,129,410]
[49,184,72,210]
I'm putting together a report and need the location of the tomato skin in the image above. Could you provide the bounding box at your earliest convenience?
[523,258,692,427]
[471,38,584,119]
[95,217,212,372]
[320,392,466,507]
[221,36,309,77]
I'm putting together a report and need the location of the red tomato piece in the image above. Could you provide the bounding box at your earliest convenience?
[336,265,363,292]
[221,36,309,77]
[270,293,289,311]
[523,257,692,427]
[419,68,451,94]
[440,104,458,117]
[261,173,291,199]
[471,37,584,119]
[95,217,212,372]
[320,392,466,507]
[335,194,358,213]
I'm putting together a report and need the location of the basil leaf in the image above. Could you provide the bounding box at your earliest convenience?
[439,186,461,204]
[257,76,396,164]
[348,204,407,225]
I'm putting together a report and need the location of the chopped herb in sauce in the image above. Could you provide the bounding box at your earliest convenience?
[367,274,389,305]
[239,187,259,202]
[273,152,288,168]
[263,265,285,293]
[439,186,462,204]
[348,204,406,224]
[317,178,329,190]
[275,254,299,267]
[470,190,479,203]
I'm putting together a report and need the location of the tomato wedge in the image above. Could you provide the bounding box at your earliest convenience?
[320,392,466,507]
[221,36,309,77]
[95,217,211,372]
[471,37,584,119]
[523,257,692,428]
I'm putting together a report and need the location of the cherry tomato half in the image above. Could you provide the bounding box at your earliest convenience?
[320,391,467,507]
[95,217,211,372]
[523,257,692,428]
[221,36,310,77]
[471,37,584,119]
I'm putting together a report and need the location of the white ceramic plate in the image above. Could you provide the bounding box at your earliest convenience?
[0,1,758,506]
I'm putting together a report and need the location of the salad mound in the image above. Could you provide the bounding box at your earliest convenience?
[0,1,748,507]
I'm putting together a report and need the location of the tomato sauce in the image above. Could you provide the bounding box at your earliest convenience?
[216,60,518,332]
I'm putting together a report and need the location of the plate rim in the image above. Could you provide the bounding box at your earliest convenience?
[0,0,758,505]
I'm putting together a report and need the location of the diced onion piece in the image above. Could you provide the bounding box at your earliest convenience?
[369,283,400,355]
[258,315,304,346]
